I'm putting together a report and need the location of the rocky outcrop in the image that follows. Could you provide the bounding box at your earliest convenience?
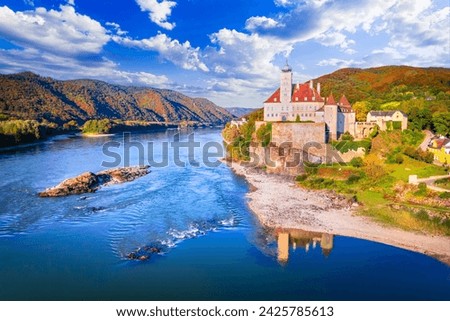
[39,165,150,197]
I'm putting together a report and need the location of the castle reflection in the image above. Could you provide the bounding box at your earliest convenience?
[275,229,334,264]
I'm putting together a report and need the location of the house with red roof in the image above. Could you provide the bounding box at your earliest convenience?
[263,63,356,140]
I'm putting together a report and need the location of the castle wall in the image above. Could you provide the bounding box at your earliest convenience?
[271,122,326,148]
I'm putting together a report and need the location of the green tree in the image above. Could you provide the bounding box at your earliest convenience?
[295,115,301,123]
[352,101,371,122]
[256,122,272,147]
[432,112,450,136]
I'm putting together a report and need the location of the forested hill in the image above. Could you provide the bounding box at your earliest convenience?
[0,72,232,125]
[313,66,450,131]
[314,66,450,103]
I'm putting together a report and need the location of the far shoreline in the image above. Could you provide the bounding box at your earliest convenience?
[80,133,116,137]
[225,160,450,266]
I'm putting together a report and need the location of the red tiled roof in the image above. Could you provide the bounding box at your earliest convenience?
[434,138,450,149]
[325,93,336,105]
[264,88,281,103]
[339,94,351,107]
[264,83,324,103]
[292,83,324,102]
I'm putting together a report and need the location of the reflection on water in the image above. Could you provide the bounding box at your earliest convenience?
[275,229,334,264]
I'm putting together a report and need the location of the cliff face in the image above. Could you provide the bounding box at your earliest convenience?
[0,72,233,125]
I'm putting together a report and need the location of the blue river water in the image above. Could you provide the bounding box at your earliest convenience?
[0,129,449,300]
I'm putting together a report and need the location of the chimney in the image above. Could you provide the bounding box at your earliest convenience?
[309,80,313,89]
[317,82,321,95]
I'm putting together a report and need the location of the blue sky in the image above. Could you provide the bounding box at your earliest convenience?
[0,0,448,107]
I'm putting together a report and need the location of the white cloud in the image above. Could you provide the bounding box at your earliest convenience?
[0,5,109,56]
[243,0,449,66]
[317,58,364,67]
[207,28,292,79]
[106,22,128,36]
[114,33,209,72]
[245,16,281,31]
[23,0,34,6]
[376,1,450,65]
[135,0,176,30]
[274,0,295,7]
[66,0,75,6]
[0,48,170,87]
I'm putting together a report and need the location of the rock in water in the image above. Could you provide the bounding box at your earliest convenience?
[39,165,150,197]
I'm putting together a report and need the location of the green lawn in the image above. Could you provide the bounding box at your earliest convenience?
[386,156,447,182]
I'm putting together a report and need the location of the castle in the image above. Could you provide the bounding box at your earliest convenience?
[263,63,356,140]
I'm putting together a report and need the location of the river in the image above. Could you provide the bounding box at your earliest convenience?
[0,129,448,300]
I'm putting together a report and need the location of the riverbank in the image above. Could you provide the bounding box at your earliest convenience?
[227,160,450,265]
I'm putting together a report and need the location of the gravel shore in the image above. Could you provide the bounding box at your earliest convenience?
[227,160,450,265]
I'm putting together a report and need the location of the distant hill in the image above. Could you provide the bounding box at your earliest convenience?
[313,65,450,103]
[225,107,256,118]
[0,72,233,125]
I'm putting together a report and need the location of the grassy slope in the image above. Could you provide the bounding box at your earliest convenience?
[299,130,450,235]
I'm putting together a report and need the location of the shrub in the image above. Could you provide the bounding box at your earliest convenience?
[415,209,429,221]
[255,122,272,147]
[394,154,404,164]
[341,132,354,141]
[363,154,386,180]
[304,161,319,175]
[0,119,44,146]
[414,182,428,196]
[347,174,362,184]
[295,115,301,123]
[369,125,379,138]
[82,119,112,134]
[350,157,364,168]
[439,192,450,199]
[295,174,308,182]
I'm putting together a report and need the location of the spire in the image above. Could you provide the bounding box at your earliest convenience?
[281,58,292,72]
[339,94,350,107]
[326,93,336,105]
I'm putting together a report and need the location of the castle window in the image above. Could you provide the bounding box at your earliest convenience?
[304,97,307,101]
[295,97,298,101]
[274,98,277,102]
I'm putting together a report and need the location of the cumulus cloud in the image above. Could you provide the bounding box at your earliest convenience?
[242,0,449,65]
[206,28,292,80]
[135,0,176,30]
[376,1,450,65]
[0,48,170,87]
[245,16,281,31]
[106,22,128,36]
[0,5,109,56]
[113,33,209,72]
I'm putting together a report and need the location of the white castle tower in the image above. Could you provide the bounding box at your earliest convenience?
[279,61,292,121]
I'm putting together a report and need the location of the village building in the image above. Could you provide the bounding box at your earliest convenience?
[366,111,408,131]
[428,136,450,164]
[263,63,355,140]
